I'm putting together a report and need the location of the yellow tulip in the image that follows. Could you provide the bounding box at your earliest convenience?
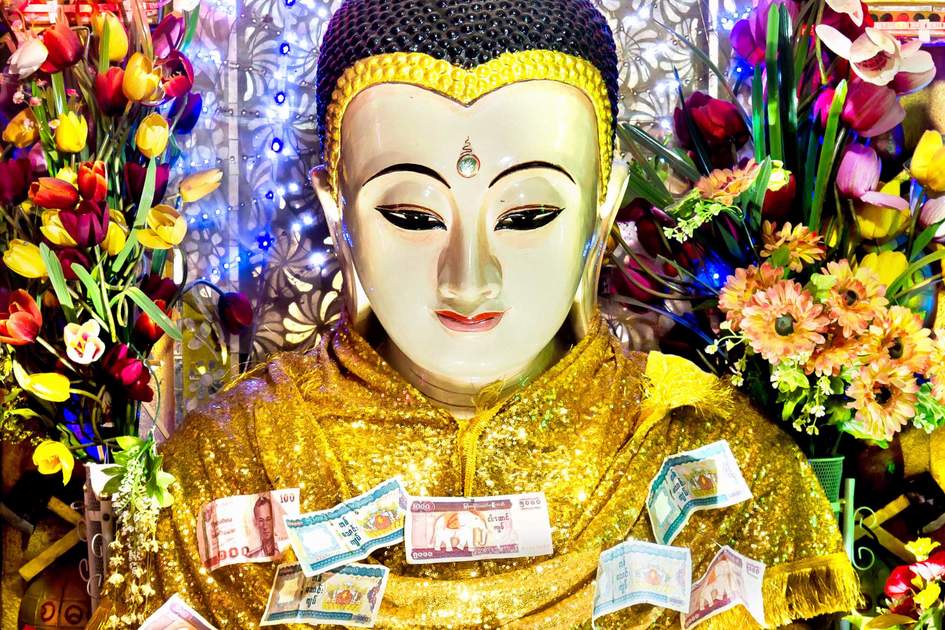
[915,581,942,609]
[856,178,910,240]
[32,440,75,485]
[102,208,128,256]
[179,169,223,202]
[2,108,38,148]
[54,111,88,154]
[122,52,161,102]
[137,204,187,249]
[40,210,78,246]
[55,165,77,186]
[859,250,909,290]
[91,12,128,62]
[134,113,169,159]
[3,239,46,278]
[911,130,945,193]
[13,362,71,403]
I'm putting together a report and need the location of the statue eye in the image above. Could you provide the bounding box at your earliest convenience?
[375,205,446,231]
[495,205,564,231]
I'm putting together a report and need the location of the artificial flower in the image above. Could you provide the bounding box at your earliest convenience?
[12,361,70,402]
[133,299,170,346]
[718,262,783,330]
[930,334,945,403]
[40,21,83,73]
[124,162,170,203]
[94,67,128,117]
[152,14,186,59]
[0,158,32,204]
[761,221,825,272]
[56,248,90,281]
[63,320,106,364]
[695,160,759,205]
[40,210,78,246]
[54,112,88,154]
[822,260,888,336]
[913,550,945,582]
[919,196,945,242]
[78,161,107,203]
[869,305,934,373]
[730,0,799,65]
[906,538,942,562]
[60,200,110,247]
[846,359,919,440]
[8,38,48,78]
[169,92,202,134]
[29,177,79,210]
[815,25,935,90]
[2,108,38,147]
[174,0,200,11]
[762,161,796,219]
[122,53,162,102]
[179,168,222,202]
[91,12,129,62]
[134,113,169,159]
[102,343,153,402]
[674,92,749,168]
[160,51,194,99]
[825,0,864,26]
[102,209,128,256]
[914,581,942,610]
[837,143,880,199]
[856,175,910,240]
[218,292,254,334]
[911,130,945,193]
[0,289,41,345]
[806,333,861,377]
[840,80,905,137]
[136,204,186,249]
[140,272,179,303]
[3,240,46,278]
[32,440,74,485]
[886,564,920,599]
[858,250,908,290]
[740,280,829,362]
[55,166,77,186]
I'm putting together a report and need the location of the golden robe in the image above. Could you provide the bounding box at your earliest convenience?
[131,316,859,628]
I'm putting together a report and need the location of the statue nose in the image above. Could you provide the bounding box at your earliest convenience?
[436,221,501,308]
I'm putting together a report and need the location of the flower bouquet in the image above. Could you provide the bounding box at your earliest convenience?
[610,0,945,456]
[856,538,945,628]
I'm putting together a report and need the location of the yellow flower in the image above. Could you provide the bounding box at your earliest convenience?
[846,359,919,441]
[102,209,128,256]
[40,210,78,246]
[32,440,75,485]
[695,160,760,206]
[2,108,39,148]
[857,177,910,240]
[3,239,46,278]
[761,221,826,272]
[122,53,161,102]
[718,262,783,331]
[914,580,942,609]
[180,169,223,202]
[858,250,909,291]
[91,12,128,62]
[134,113,169,159]
[869,305,934,373]
[822,260,888,337]
[54,111,88,154]
[906,538,941,561]
[137,204,187,249]
[12,361,71,403]
[56,165,78,186]
[912,130,945,193]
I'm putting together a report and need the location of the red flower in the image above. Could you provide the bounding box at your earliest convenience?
[888,595,917,617]
[0,158,32,205]
[0,289,41,345]
[912,550,945,582]
[140,272,178,303]
[674,92,749,167]
[40,21,83,73]
[78,161,107,203]
[56,248,90,280]
[159,51,194,99]
[59,200,109,247]
[218,291,253,335]
[29,177,79,210]
[885,565,919,599]
[133,299,169,347]
[124,162,169,204]
[94,67,128,117]
[102,343,153,402]
[763,173,797,219]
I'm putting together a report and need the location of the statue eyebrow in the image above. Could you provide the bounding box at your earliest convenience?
[363,163,451,188]
[489,161,575,187]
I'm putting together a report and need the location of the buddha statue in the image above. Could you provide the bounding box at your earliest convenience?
[112,0,860,627]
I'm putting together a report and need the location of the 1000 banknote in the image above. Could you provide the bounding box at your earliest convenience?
[197,488,300,571]
[593,539,692,622]
[683,546,765,629]
[404,492,553,564]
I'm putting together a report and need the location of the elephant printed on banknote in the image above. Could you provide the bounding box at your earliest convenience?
[696,558,743,611]
[430,510,488,552]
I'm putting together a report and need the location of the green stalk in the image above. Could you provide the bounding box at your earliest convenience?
[752,65,766,162]
[50,72,67,117]
[777,4,799,171]
[765,7,783,162]
[809,80,847,231]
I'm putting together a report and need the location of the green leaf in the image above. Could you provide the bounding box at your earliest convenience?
[101,476,122,497]
[112,158,157,272]
[810,80,848,230]
[910,220,945,260]
[886,249,945,299]
[98,19,111,75]
[747,158,772,229]
[115,435,142,451]
[618,123,701,182]
[777,4,799,171]
[768,245,791,268]
[808,272,838,300]
[126,286,182,341]
[70,264,106,321]
[673,68,714,175]
[50,72,67,117]
[39,243,75,318]
[765,7,783,162]
[620,134,673,207]
[752,65,766,163]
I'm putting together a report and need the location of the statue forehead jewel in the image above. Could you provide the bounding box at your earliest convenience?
[457,138,480,178]
[315,0,620,204]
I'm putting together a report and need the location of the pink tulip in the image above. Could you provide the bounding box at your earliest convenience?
[836,143,880,199]
[841,80,905,137]
[919,196,945,242]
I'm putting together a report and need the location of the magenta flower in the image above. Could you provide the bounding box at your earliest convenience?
[730,0,799,65]
[102,343,154,402]
[124,162,170,203]
[151,14,185,60]
[59,200,110,247]
[837,143,880,199]
[160,51,194,99]
[815,81,905,138]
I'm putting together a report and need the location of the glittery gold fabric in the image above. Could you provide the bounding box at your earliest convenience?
[130,316,857,628]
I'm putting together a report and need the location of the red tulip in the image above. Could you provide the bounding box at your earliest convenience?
[29,177,79,210]
[0,289,42,345]
[673,92,749,168]
[133,299,168,346]
[40,21,82,73]
[218,291,253,335]
[884,565,919,599]
[140,272,178,303]
[94,67,128,117]
[160,51,194,99]
[102,343,153,402]
[762,171,797,219]
[56,248,90,280]
[888,595,917,617]
[0,158,32,204]
[59,200,109,247]
[78,161,107,203]
[124,162,169,203]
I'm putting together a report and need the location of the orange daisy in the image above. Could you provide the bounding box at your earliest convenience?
[718,262,783,330]
[741,280,829,362]
[928,332,945,403]
[805,333,861,377]
[868,305,934,373]
[696,160,761,206]
[846,359,919,440]
[761,221,826,272]
[822,260,888,336]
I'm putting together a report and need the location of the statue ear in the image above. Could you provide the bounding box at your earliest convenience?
[310,166,373,329]
[569,156,630,338]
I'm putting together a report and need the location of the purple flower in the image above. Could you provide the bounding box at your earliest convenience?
[124,162,170,203]
[730,0,799,65]
[836,143,880,199]
[59,200,109,247]
[169,92,202,134]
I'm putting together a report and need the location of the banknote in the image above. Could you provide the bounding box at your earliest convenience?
[404,492,553,564]
[260,562,389,628]
[593,539,692,622]
[646,440,751,545]
[196,488,300,571]
[682,546,765,629]
[285,477,407,577]
[139,593,218,630]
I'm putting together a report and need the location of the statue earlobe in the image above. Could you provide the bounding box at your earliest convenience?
[310,166,373,330]
[569,156,630,338]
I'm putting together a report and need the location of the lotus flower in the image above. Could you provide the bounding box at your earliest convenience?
[816,26,935,92]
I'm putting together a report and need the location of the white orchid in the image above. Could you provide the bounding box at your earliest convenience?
[815,25,935,92]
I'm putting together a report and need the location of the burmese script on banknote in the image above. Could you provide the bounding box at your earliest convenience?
[139,593,218,630]
[646,440,751,545]
[260,562,389,628]
[196,488,300,571]
[682,546,766,629]
[285,477,407,577]
[404,492,553,564]
[593,539,692,622]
